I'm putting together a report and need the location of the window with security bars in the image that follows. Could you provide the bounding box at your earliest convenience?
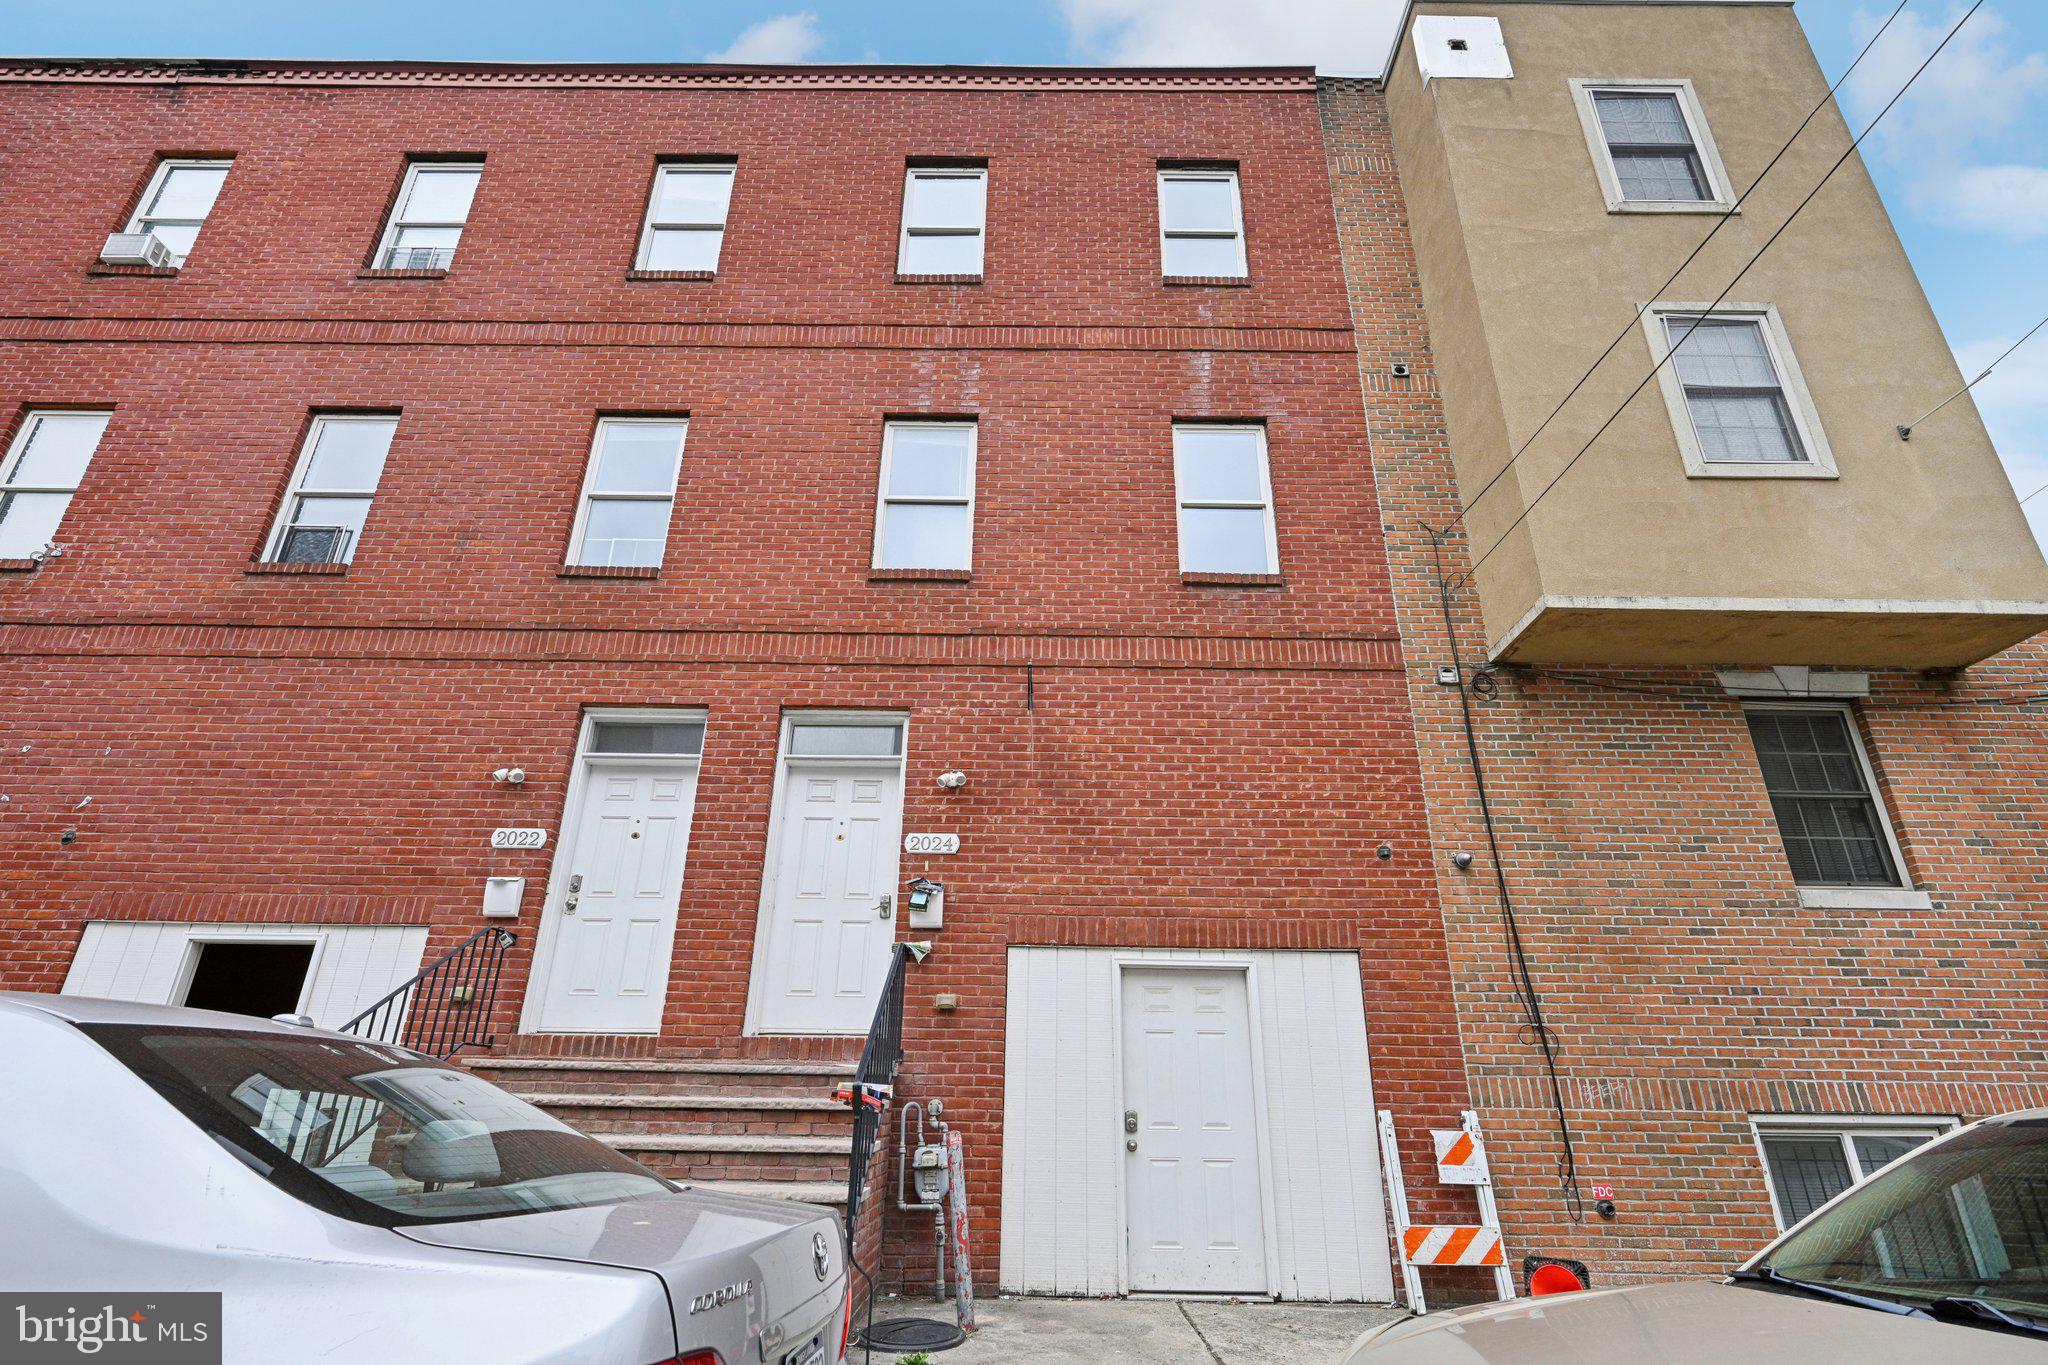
[567,418,687,569]
[0,410,111,560]
[262,415,398,565]
[1757,1124,1946,1228]
[374,162,482,271]
[1744,708,1902,888]
[1664,316,1808,464]
[1592,90,1712,202]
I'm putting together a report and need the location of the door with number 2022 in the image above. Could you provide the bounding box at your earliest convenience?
[533,719,704,1034]
[752,721,906,1035]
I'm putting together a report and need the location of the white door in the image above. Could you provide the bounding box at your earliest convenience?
[532,759,698,1033]
[1122,967,1268,1294]
[753,756,904,1034]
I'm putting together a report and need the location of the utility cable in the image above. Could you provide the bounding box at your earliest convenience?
[1899,311,2048,440]
[1444,0,1913,534]
[1426,528,1585,1221]
[1452,0,1985,592]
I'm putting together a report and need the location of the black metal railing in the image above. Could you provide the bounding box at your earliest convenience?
[845,942,912,1241]
[337,927,517,1060]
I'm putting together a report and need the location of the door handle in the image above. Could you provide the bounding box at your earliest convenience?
[876,894,894,920]
[1124,1109,1139,1134]
[565,873,583,916]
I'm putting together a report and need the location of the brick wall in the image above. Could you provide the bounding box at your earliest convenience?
[1323,75,2048,1287]
[0,64,1477,1298]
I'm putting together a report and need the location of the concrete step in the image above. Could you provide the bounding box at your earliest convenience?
[601,1133,850,1156]
[515,1091,847,1112]
[685,1180,847,1207]
[470,1057,855,1099]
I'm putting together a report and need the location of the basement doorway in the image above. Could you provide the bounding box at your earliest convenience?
[180,941,317,1020]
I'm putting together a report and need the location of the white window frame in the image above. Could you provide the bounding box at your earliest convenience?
[0,409,112,560]
[896,165,987,277]
[1743,700,1930,911]
[1749,1114,1958,1230]
[634,161,736,273]
[1172,422,1280,575]
[373,160,483,271]
[871,419,978,572]
[1570,79,1737,214]
[124,158,232,264]
[1643,302,1837,479]
[565,416,688,569]
[1157,167,1248,279]
[260,413,397,566]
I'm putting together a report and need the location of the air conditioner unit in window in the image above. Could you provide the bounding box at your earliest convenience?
[100,232,176,268]
[277,525,353,565]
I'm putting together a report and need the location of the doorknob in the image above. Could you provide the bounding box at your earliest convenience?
[876,894,894,920]
[565,873,583,916]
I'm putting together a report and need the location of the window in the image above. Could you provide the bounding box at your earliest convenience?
[262,415,398,565]
[1157,168,1247,279]
[589,719,706,756]
[1754,1119,1952,1228]
[374,162,482,271]
[788,721,903,757]
[0,410,110,560]
[636,163,735,273]
[126,159,231,262]
[567,418,687,569]
[872,421,975,572]
[897,166,986,276]
[1173,424,1278,575]
[1645,305,1834,478]
[1745,706,1908,890]
[1570,79,1734,212]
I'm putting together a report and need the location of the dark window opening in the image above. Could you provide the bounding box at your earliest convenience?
[1745,709,1901,888]
[181,942,315,1020]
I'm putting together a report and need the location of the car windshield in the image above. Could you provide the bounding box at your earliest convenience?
[1756,1118,2048,1323]
[86,1024,674,1226]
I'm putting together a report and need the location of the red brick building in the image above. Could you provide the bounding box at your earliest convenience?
[0,59,1483,1305]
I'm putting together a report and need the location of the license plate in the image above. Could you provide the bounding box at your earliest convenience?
[784,1338,824,1365]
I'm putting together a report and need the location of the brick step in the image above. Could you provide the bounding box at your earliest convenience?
[601,1132,850,1157]
[468,1057,855,1099]
[514,1091,847,1113]
[544,1108,852,1138]
[604,1132,853,1185]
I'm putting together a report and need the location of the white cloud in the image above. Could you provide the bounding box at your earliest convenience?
[1844,6,2048,157]
[1937,164,2048,239]
[1060,0,1404,74]
[705,12,824,64]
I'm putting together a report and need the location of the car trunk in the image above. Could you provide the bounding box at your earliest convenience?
[397,1187,844,1360]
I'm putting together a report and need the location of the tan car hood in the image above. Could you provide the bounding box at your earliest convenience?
[1350,1279,2048,1365]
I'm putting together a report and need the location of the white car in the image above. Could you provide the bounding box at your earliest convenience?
[0,992,851,1365]
[1343,1109,2048,1363]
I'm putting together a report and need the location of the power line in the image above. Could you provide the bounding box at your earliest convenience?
[1899,310,2048,440]
[2021,479,2048,507]
[1444,0,1914,534]
[1453,0,1987,592]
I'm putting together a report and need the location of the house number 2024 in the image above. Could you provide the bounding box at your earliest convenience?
[903,832,960,855]
[490,827,549,850]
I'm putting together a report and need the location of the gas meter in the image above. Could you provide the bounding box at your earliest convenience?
[912,1143,951,1204]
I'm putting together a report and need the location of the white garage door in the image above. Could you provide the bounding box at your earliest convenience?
[62,922,430,1028]
[1000,947,1394,1302]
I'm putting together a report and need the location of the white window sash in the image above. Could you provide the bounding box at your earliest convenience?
[1171,423,1279,573]
[125,159,232,262]
[1569,78,1737,213]
[636,163,735,271]
[897,167,987,275]
[567,417,688,568]
[871,420,978,570]
[1157,169,1247,277]
[260,414,396,564]
[374,162,483,269]
[0,411,110,498]
[1642,302,1837,478]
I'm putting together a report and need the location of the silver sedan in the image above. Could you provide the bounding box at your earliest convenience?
[0,992,850,1365]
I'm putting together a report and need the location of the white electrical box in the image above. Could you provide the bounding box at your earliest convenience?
[482,876,525,919]
[1413,16,1512,84]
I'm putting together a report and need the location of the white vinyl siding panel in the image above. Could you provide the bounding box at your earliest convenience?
[62,922,430,1027]
[1000,946,1392,1302]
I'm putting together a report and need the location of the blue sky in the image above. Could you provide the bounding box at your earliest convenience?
[5,0,2044,547]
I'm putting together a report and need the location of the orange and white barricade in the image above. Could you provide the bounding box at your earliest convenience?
[1377,1108,1517,1312]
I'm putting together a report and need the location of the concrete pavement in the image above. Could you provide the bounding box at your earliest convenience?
[857,1295,1406,1364]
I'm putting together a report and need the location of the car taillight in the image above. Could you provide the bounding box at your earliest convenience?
[1529,1263,1586,1295]
[837,1279,854,1361]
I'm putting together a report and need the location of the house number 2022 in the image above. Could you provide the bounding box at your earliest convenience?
[490,827,549,850]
